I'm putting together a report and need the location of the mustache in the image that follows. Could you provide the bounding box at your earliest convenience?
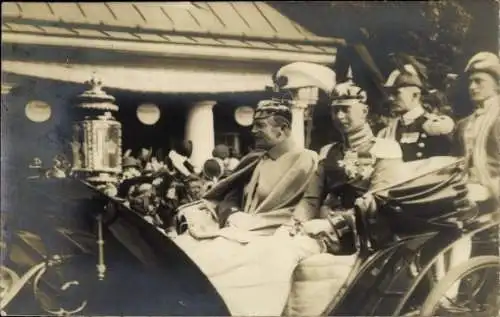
[252,131,269,138]
[253,134,267,141]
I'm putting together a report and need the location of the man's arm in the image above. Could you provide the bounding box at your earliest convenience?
[449,118,467,157]
[290,145,330,223]
[216,187,242,227]
[292,162,325,222]
[489,118,500,196]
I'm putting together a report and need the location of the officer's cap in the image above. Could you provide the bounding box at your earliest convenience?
[254,98,293,125]
[330,81,368,107]
[384,64,424,90]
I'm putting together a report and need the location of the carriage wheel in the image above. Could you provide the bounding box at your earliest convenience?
[420,256,500,317]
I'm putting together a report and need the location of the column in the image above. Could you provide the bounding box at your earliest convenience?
[185,100,216,171]
[291,87,319,149]
[291,102,307,148]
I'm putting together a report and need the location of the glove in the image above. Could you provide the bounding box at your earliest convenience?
[226,212,255,230]
[302,219,333,237]
[467,183,491,202]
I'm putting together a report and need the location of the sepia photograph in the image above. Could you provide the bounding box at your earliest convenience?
[1,1,499,316]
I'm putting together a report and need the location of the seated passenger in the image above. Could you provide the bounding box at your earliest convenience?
[175,98,319,237]
[172,98,320,316]
[284,80,408,316]
[174,81,405,317]
[294,80,406,248]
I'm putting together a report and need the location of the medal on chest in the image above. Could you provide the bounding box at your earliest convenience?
[400,132,420,144]
[337,150,375,180]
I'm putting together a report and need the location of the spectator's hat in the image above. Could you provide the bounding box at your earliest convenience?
[212,144,230,160]
[464,51,500,80]
[123,157,139,168]
[136,183,153,195]
[173,140,193,158]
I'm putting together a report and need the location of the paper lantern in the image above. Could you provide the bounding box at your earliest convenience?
[25,100,51,122]
[234,106,255,127]
[137,103,161,125]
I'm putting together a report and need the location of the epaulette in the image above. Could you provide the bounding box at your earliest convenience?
[422,112,455,136]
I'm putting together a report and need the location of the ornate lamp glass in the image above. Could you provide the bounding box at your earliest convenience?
[71,76,122,186]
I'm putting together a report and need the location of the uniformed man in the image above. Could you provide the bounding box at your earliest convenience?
[454,51,500,204]
[378,59,455,162]
[293,80,407,252]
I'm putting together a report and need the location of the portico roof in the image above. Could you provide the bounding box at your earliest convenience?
[2,2,343,93]
[2,2,343,54]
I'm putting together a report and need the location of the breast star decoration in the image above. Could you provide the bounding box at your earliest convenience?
[338,150,375,181]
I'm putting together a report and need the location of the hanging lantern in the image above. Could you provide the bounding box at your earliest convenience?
[71,76,122,187]
[137,103,161,125]
[234,106,255,127]
[25,100,52,123]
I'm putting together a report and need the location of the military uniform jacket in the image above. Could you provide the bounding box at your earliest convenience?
[378,111,454,162]
[292,137,403,220]
[320,142,373,209]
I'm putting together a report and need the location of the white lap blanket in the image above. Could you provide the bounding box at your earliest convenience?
[174,230,324,316]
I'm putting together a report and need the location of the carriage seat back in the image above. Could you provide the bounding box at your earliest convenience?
[384,160,478,234]
[285,253,357,316]
[355,157,479,251]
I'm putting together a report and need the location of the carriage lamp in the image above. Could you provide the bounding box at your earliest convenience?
[70,76,122,188]
[96,214,106,281]
[70,76,122,283]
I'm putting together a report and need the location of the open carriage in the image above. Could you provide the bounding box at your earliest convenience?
[316,156,500,316]
[1,157,498,316]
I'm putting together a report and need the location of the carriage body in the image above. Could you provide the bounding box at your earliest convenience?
[1,156,499,316]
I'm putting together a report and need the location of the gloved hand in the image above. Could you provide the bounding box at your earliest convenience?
[467,183,491,202]
[226,211,255,230]
[302,219,333,237]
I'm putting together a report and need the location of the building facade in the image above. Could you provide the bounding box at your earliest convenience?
[2,2,342,172]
